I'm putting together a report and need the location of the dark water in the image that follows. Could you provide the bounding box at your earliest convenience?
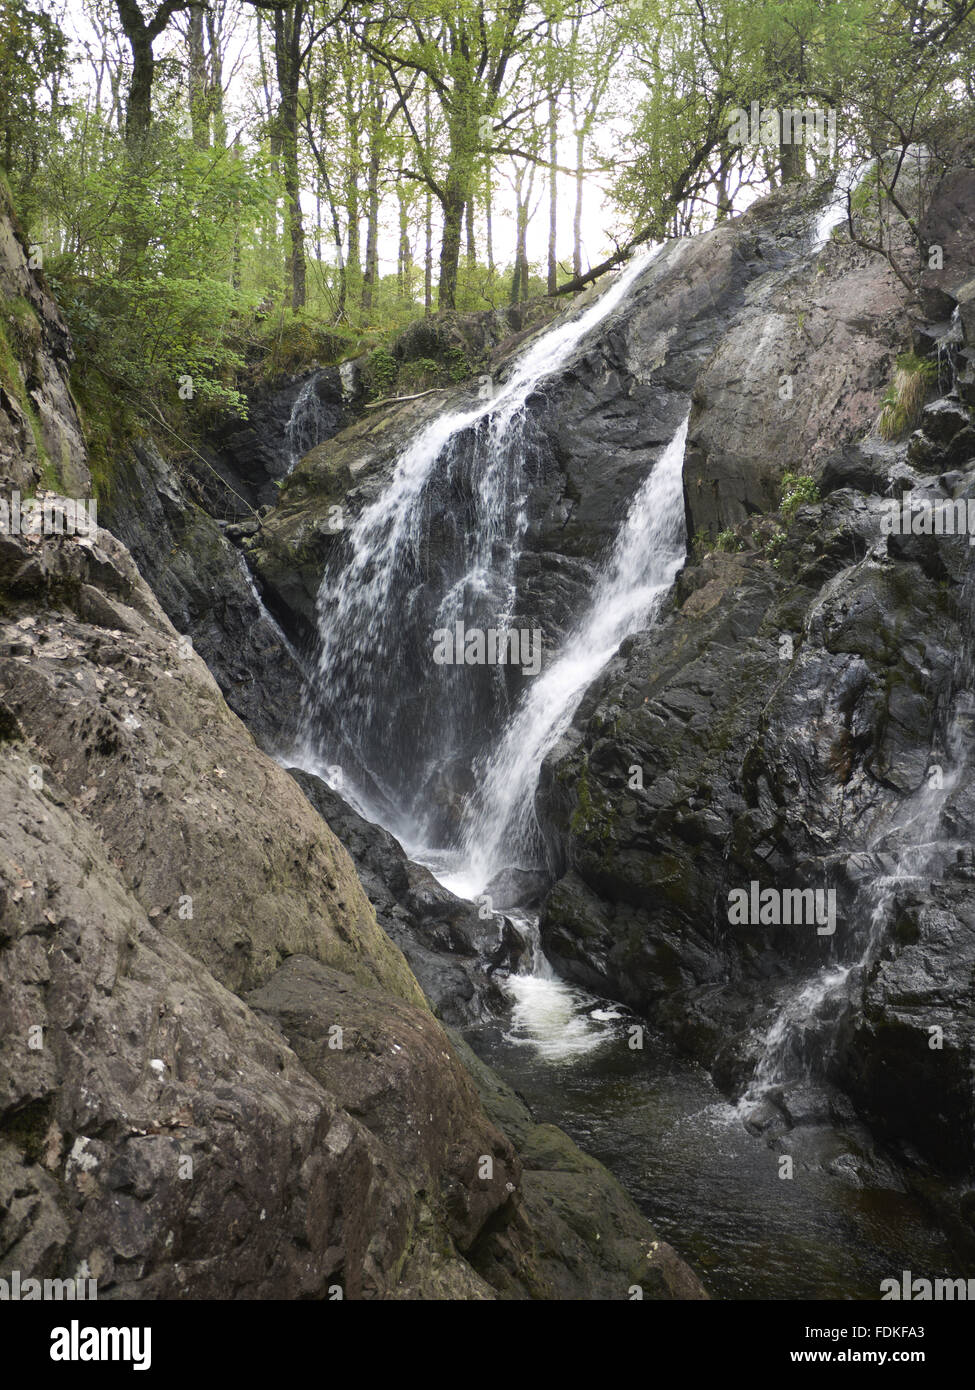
[464,972,965,1300]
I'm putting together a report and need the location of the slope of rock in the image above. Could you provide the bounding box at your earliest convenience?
[0,187,705,1300]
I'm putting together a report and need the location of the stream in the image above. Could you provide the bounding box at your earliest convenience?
[282,189,968,1297]
[464,954,958,1300]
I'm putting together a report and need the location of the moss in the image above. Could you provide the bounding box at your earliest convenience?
[396,356,440,393]
[0,1097,54,1165]
[362,345,399,400]
[252,313,358,379]
[0,314,57,484]
[70,371,140,505]
[569,759,617,848]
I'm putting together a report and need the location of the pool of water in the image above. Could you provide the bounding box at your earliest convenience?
[465,971,966,1300]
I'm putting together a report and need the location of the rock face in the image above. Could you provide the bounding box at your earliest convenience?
[102,437,307,754]
[0,186,86,497]
[247,158,974,1203]
[0,193,704,1300]
[287,770,517,1026]
[536,166,975,1189]
[251,189,815,639]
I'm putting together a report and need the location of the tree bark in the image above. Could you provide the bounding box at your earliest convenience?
[187,7,208,148]
[360,75,383,317]
[547,97,558,294]
[273,3,307,311]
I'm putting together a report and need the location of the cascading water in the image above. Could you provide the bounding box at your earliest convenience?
[277,182,965,1295]
[742,727,967,1113]
[284,374,337,475]
[445,414,689,899]
[743,502,974,1117]
[291,246,692,1061]
[295,247,667,849]
[811,160,875,249]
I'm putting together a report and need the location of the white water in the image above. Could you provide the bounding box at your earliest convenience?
[812,160,875,248]
[442,413,690,899]
[743,684,969,1109]
[285,374,334,474]
[298,245,666,839]
[500,910,624,1061]
[314,245,659,671]
[291,245,694,1061]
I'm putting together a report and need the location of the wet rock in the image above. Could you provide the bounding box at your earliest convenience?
[103,439,307,753]
[449,1033,709,1300]
[287,768,507,1024]
[920,397,971,445]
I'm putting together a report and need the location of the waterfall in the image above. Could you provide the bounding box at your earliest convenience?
[285,374,335,475]
[811,160,875,249]
[296,247,666,848]
[743,539,974,1115]
[742,747,966,1112]
[445,413,689,898]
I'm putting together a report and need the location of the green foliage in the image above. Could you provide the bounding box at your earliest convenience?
[691,527,711,562]
[780,472,820,522]
[715,527,744,552]
[363,346,399,400]
[764,526,788,569]
[445,345,474,382]
[45,122,276,415]
[0,0,67,220]
[878,352,938,440]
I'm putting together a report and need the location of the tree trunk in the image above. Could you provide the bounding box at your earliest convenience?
[423,85,433,315]
[438,182,466,310]
[424,189,433,314]
[486,177,494,275]
[572,126,584,279]
[205,9,227,149]
[398,188,412,299]
[124,32,154,148]
[187,7,208,149]
[274,5,307,311]
[466,194,476,263]
[780,136,805,182]
[547,97,558,294]
[361,79,383,317]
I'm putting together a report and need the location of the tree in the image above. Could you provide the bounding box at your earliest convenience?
[113,0,196,148]
[0,0,68,211]
[355,0,547,309]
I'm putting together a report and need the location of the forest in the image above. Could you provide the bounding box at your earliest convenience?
[4,0,974,443]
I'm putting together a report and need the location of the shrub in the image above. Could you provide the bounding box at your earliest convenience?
[877,352,938,440]
[780,471,820,521]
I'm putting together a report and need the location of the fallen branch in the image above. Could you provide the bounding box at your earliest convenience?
[363,387,447,410]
